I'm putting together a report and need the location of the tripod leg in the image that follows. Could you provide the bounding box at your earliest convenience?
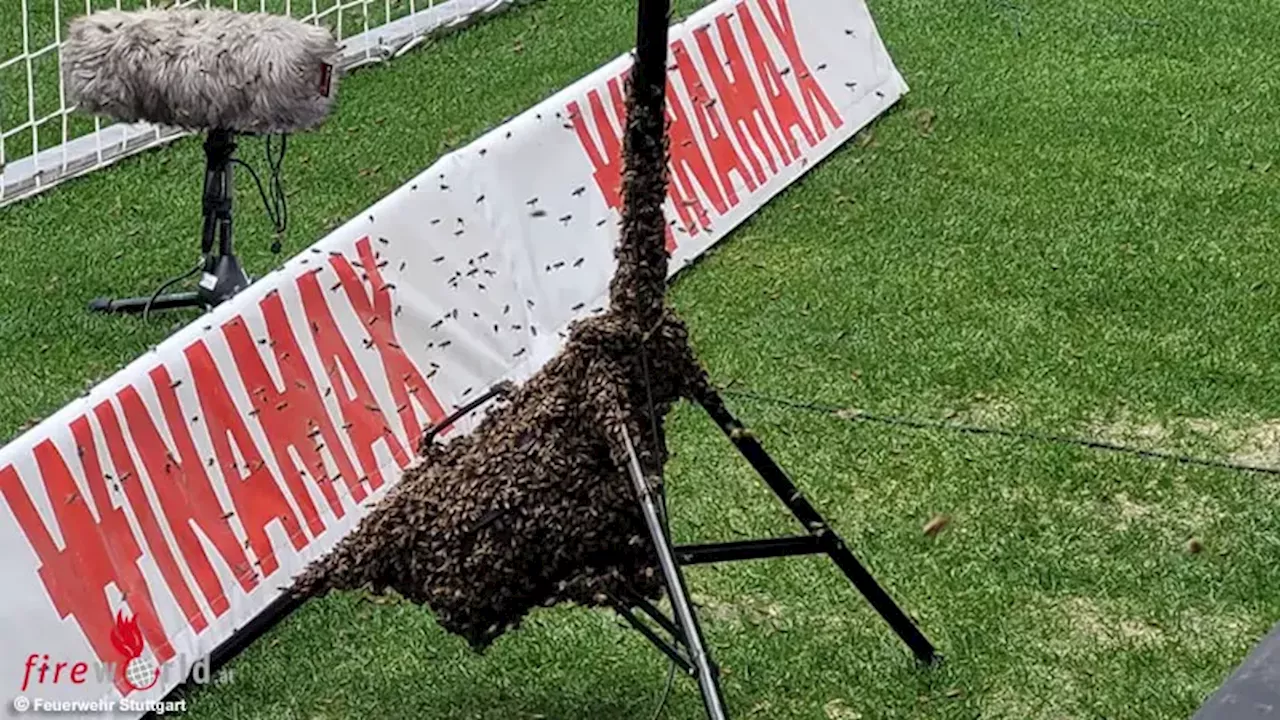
[692,386,938,665]
[618,425,731,720]
[88,292,205,315]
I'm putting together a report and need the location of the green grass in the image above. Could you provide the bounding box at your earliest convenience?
[4,0,1280,717]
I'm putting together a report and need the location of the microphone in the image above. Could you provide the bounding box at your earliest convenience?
[62,8,341,135]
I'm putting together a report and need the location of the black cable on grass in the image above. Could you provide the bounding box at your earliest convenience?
[648,658,677,720]
[141,260,203,320]
[720,387,1280,477]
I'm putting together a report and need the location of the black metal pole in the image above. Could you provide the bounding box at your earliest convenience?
[676,535,824,565]
[610,0,673,328]
[196,129,250,307]
[632,0,671,115]
[87,130,244,314]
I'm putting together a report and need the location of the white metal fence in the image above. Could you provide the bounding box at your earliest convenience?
[0,0,529,206]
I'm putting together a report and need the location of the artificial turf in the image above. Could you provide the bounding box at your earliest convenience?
[3,0,1280,717]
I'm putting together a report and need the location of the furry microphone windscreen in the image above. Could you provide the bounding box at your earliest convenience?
[62,8,340,135]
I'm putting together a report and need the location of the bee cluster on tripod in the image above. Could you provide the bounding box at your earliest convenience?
[291,75,716,650]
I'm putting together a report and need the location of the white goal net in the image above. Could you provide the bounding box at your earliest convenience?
[0,0,528,206]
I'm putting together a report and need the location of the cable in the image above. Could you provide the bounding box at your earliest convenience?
[231,158,277,227]
[647,658,678,720]
[266,133,288,245]
[230,134,289,253]
[138,133,285,319]
[141,260,203,321]
[720,387,1280,477]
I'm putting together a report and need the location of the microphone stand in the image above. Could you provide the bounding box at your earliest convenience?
[89,128,251,315]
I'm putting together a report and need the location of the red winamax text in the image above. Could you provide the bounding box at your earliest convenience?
[0,237,446,696]
[569,0,842,250]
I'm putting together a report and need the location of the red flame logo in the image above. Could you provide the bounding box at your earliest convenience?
[110,610,160,691]
[109,611,144,660]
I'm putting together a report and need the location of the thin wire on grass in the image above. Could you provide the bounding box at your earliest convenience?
[720,387,1280,477]
[648,659,677,720]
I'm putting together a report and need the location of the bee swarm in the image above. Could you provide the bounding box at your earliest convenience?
[290,76,715,650]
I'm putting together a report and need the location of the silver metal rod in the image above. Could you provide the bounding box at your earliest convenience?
[620,426,730,720]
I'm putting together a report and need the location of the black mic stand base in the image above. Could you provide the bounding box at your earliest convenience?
[88,128,250,316]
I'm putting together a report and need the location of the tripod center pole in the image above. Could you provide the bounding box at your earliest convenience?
[620,426,730,720]
[203,129,236,258]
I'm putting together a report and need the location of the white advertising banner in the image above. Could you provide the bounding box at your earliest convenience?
[0,0,906,716]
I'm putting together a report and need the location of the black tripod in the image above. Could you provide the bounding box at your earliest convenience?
[89,128,251,315]
[426,383,938,720]
[610,389,937,719]
[602,2,936,709]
